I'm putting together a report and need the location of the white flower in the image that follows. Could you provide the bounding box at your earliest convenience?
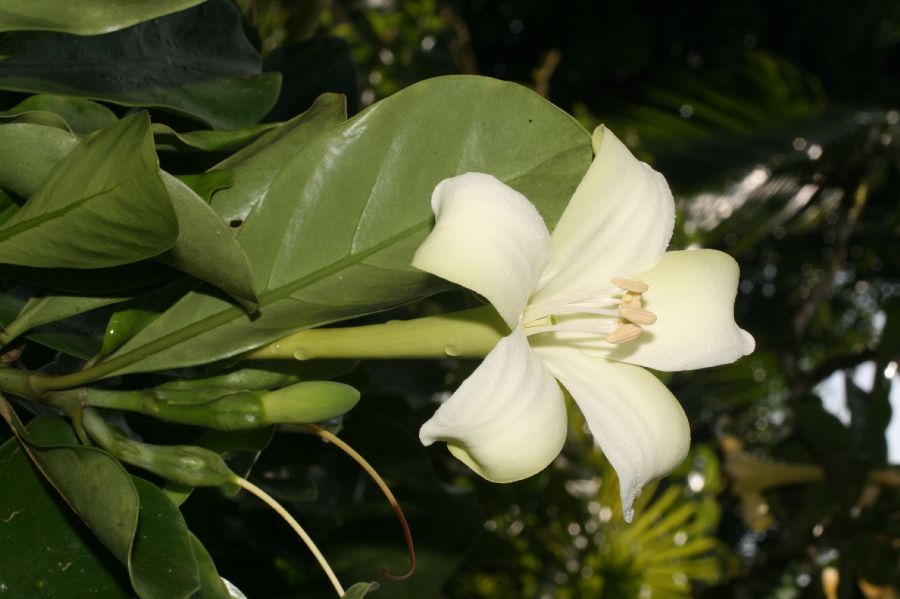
[412,126,755,520]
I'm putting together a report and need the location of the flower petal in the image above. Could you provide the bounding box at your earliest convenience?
[419,326,567,482]
[608,249,756,371]
[532,126,675,304]
[534,343,690,521]
[412,173,552,329]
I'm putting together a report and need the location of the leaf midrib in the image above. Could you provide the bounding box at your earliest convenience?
[0,179,131,242]
[93,218,432,378]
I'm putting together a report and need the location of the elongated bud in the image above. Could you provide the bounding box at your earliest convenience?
[141,391,265,430]
[80,381,360,430]
[260,381,360,425]
[82,408,235,487]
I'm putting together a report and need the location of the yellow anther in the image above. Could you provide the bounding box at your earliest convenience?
[605,323,642,344]
[618,305,657,325]
[611,277,648,294]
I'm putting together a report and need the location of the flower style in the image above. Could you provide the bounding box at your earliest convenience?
[412,126,755,520]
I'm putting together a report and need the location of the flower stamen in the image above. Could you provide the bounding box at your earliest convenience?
[524,277,657,345]
[605,323,642,344]
[617,304,657,326]
[611,277,648,294]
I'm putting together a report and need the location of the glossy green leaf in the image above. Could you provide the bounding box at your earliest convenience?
[0,94,117,135]
[209,93,348,226]
[130,477,201,599]
[0,122,79,197]
[0,0,206,35]
[0,428,133,599]
[0,0,281,130]
[153,123,278,152]
[100,76,591,376]
[0,113,180,268]
[158,173,257,309]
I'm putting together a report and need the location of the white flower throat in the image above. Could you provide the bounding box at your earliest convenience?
[522,277,657,344]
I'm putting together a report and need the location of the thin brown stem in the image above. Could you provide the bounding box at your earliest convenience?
[305,424,416,581]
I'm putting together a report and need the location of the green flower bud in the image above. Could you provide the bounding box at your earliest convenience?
[260,381,360,425]
[82,408,235,487]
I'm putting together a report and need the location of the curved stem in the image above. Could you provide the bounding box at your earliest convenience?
[306,424,415,581]
[232,476,345,597]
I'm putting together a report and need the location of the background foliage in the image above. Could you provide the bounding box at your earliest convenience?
[0,1,897,598]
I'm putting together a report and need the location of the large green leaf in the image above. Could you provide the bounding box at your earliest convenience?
[0,404,202,599]
[0,427,133,598]
[0,0,206,35]
[209,93,348,225]
[0,0,281,130]
[0,113,179,268]
[0,122,79,197]
[96,76,591,376]
[0,406,140,571]
[159,173,257,309]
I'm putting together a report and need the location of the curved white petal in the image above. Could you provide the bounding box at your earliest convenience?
[532,126,675,305]
[412,173,552,329]
[534,343,690,521]
[608,249,756,371]
[419,326,567,482]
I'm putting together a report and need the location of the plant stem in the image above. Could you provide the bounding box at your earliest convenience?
[0,367,37,400]
[244,305,506,361]
[306,424,415,580]
[233,476,346,597]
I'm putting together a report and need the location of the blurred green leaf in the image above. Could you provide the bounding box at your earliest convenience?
[0,113,180,268]
[0,0,206,35]
[793,398,866,505]
[0,95,117,135]
[342,582,379,598]
[101,76,591,376]
[0,0,281,130]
